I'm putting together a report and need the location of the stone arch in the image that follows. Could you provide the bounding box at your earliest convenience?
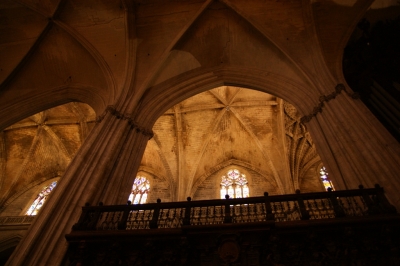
[0,85,103,131]
[191,159,283,197]
[135,168,172,203]
[1,177,60,216]
[134,66,319,128]
[21,177,60,216]
[132,65,335,194]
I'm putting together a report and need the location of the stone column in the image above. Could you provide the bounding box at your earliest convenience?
[101,122,153,205]
[5,109,149,265]
[307,91,400,209]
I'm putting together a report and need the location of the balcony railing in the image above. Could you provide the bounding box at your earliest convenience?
[71,184,397,232]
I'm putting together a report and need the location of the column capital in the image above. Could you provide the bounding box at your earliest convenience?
[97,106,154,139]
[300,84,360,124]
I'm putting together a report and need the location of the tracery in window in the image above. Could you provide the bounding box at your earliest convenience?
[25,181,57,216]
[220,169,249,199]
[128,176,150,204]
[320,167,334,191]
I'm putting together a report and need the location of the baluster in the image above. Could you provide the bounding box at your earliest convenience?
[223,195,232,223]
[72,202,92,230]
[374,184,397,214]
[158,209,165,228]
[183,197,192,226]
[191,207,197,225]
[279,202,285,221]
[303,200,311,219]
[217,205,222,224]
[246,203,252,222]
[355,196,365,216]
[100,212,108,230]
[90,202,103,230]
[126,210,133,230]
[343,196,355,216]
[292,200,301,220]
[348,194,363,216]
[149,199,161,229]
[284,201,293,221]
[312,199,320,219]
[165,208,171,227]
[132,210,140,229]
[204,206,208,224]
[169,208,176,228]
[259,202,266,221]
[326,188,345,218]
[272,202,279,221]
[241,203,246,222]
[201,207,206,225]
[263,192,274,221]
[358,185,378,215]
[117,201,131,230]
[145,209,153,229]
[109,212,115,230]
[319,198,328,218]
[171,208,177,228]
[164,209,171,228]
[179,207,184,226]
[236,204,241,223]
[296,190,310,220]
[209,206,215,224]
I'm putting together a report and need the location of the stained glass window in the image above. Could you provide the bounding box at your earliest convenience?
[220,169,249,199]
[128,176,150,204]
[320,167,334,191]
[25,181,57,216]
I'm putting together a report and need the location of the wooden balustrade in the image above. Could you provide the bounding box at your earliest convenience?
[71,184,397,232]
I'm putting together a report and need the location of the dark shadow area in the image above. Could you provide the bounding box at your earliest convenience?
[343,16,400,142]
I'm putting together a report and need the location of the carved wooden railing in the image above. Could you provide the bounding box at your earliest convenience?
[72,185,397,231]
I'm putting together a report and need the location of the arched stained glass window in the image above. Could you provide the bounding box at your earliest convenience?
[320,167,334,191]
[128,176,150,204]
[220,169,249,199]
[25,181,57,216]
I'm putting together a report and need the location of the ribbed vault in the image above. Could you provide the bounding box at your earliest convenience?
[140,86,324,202]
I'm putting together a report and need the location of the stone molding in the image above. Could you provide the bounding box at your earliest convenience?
[300,84,360,124]
[0,216,35,227]
[97,106,154,138]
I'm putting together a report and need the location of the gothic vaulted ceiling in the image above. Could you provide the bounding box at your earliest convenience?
[140,86,324,202]
[0,87,324,215]
[0,103,96,215]
[0,0,399,211]
[1,0,399,130]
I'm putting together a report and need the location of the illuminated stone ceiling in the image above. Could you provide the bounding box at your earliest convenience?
[0,102,96,215]
[0,86,325,215]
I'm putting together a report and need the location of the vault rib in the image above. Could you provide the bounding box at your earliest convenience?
[174,105,186,201]
[0,22,52,93]
[135,0,214,100]
[41,125,72,161]
[299,156,321,188]
[219,0,316,90]
[227,87,242,104]
[209,89,229,106]
[53,21,116,101]
[229,107,285,194]
[0,126,43,207]
[164,103,226,114]
[185,107,228,198]
[149,135,176,201]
